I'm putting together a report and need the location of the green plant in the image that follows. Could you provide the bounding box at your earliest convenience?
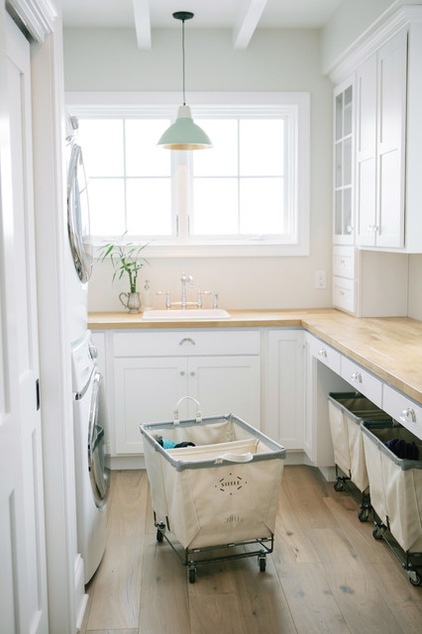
[98,234,149,293]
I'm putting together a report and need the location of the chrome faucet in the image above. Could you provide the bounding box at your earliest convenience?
[180,273,194,308]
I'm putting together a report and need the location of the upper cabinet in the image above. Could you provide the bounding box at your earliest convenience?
[333,79,354,245]
[356,30,407,248]
[331,7,422,254]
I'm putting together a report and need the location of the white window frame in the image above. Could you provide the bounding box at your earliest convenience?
[66,91,310,257]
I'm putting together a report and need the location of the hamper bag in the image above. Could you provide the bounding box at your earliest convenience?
[361,421,422,553]
[328,392,392,492]
[141,413,285,550]
[140,397,286,557]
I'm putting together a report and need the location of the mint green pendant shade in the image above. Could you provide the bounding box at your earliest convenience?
[157,105,212,150]
[157,11,212,150]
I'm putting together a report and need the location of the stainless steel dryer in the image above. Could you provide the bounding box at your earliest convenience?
[72,331,109,583]
[66,113,93,284]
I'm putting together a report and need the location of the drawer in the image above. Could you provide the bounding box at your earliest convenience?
[308,334,341,373]
[383,384,422,440]
[332,276,356,313]
[113,329,261,357]
[340,356,382,407]
[333,246,355,278]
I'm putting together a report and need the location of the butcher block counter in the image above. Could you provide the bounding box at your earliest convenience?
[88,308,422,404]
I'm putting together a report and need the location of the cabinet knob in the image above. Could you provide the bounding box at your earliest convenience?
[179,337,196,346]
[180,371,185,377]
[351,371,362,383]
[318,348,328,358]
[400,408,416,424]
[189,371,195,377]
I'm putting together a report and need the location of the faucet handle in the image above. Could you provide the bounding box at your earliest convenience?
[213,293,219,309]
[181,272,194,286]
[156,290,171,308]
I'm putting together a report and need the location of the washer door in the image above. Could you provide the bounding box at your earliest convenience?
[67,142,93,283]
[88,372,110,508]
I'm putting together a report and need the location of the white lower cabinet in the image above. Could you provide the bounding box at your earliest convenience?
[264,330,304,450]
[112,329,261,455]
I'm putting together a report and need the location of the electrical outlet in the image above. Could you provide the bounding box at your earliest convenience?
[315,270,327,289]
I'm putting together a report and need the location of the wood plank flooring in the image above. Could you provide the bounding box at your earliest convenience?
[80,466,422,633]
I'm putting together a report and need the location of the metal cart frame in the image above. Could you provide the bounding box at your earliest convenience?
[140,398,286,582]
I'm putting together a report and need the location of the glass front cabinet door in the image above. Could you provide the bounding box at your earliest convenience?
[333,79,354,244]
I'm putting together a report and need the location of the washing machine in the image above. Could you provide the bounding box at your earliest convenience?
[65,112,92,346]
[72,331,110,583]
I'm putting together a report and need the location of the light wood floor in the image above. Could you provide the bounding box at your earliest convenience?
[80,466,422,634]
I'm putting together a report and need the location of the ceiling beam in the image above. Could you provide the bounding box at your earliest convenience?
[132,0,151,49]
[233,0,268,49]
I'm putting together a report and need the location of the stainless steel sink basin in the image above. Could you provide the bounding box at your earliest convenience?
[142,308,231,321]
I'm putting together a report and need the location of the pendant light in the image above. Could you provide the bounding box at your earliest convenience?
[157,11,212,150]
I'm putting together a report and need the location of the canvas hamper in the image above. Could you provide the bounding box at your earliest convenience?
[140,413,286,551]
[361,421,422,553]
[328,392,392,492]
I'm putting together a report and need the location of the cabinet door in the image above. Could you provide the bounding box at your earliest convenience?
[333,79,354,244]
[356,54,377,246]
[114,357,186,454]
[188,356,261,427]
[265,331,303,449]
[356,30,407,248]
[376,30,407,248]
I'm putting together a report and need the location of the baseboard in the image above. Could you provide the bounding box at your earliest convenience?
[105,451,335,481]
[106,455,146,470]
[317,465,337,482]
[284,450,307,465]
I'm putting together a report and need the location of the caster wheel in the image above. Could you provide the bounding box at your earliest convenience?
[188,567,196,583]
[373,527,383,540]
[334,480,344,492]
[258,555,266,572]
[409,572,421,587]
[156,528,164,542]
[358,508,370,522]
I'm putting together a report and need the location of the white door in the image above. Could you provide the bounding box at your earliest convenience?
[0,15,48,633]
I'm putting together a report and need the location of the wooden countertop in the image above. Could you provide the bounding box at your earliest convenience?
[88,309,422,403]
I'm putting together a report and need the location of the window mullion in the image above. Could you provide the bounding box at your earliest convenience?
[173,150,191,240]
[122,118,128,232]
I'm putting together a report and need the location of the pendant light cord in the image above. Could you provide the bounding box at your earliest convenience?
[181,18,186,106]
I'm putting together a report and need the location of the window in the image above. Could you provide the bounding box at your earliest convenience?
[69,92,310,256]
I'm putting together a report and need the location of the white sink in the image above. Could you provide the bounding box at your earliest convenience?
[142,308,231,321]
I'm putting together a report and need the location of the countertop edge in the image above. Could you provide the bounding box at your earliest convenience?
[88,309,422,404]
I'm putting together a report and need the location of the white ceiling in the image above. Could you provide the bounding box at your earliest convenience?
[61,0,343,49]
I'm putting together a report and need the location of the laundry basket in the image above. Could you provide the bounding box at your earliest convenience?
[361,421,422,585]
[328,393,392,520]
[140,397,286,582]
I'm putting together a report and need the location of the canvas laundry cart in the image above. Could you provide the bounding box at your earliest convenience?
[328,392,392,521]
[140,397,286,582]
[361,421,422,586]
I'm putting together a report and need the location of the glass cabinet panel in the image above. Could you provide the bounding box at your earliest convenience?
[333,80,354,244]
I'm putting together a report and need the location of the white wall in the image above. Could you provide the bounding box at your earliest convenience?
[63,27,334,312]
[409,256,422,320]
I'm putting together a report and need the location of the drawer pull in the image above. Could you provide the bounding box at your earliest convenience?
[400,408,416,424]
[318,348,328,358]
[179,337,196,346]
[351,371,362,383]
